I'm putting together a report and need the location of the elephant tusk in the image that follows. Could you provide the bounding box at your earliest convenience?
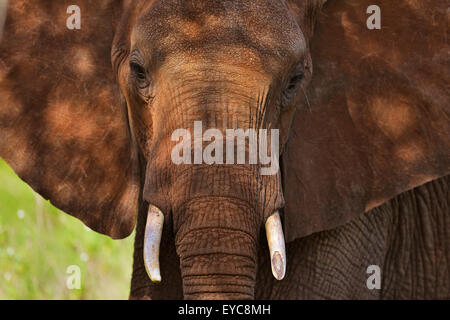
[143,204,165,283]
[265,211,286,280]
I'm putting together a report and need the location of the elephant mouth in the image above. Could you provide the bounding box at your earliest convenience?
[142,204,286,283]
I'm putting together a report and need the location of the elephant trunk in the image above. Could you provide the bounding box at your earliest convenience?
[175,198,258,300]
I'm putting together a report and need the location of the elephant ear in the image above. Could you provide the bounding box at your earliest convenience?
[0,0,140,238]
[282,0,450,242]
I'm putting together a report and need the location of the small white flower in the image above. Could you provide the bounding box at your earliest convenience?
[6,247,14,256]
[4,272,11,281]
[80,252,88,262]
[17,209,25,219]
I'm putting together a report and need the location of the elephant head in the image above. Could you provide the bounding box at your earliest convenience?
[0,0,448,299]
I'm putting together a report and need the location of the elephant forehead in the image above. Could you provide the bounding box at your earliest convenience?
[133,0,304,69]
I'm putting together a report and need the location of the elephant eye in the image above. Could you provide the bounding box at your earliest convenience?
[287,73,303,91]
[130,62,148,85]
[282,72,303,104]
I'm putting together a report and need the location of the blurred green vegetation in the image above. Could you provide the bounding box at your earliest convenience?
[0,158,135,299]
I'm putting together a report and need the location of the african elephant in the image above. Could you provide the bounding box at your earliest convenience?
[0,0,448,300]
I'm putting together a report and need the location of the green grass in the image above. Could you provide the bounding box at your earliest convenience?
[0,158,135,299]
